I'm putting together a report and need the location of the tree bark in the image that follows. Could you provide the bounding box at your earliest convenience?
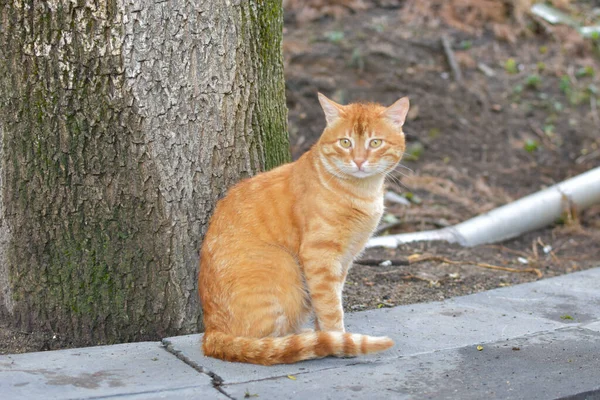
[0,0,289,344]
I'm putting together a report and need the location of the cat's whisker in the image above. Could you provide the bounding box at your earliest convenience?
[389,180,412,193]
[385,170,413,192]
[395,163,414,173]
[385,174,403,188]
[393,170,412,180]
[382,162,411,180]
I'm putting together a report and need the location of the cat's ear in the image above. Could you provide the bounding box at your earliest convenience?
[318,93,344,126]
[383,97,410,127]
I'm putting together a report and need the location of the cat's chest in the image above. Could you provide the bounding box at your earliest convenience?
[371,196,385,220]
[344,197,384,247]
[353,196,384,226]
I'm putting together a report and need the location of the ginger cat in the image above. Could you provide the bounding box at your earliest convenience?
[199,93,409,365]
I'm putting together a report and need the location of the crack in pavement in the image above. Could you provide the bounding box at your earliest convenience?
[221,360,376,387]
[161,340,234,400]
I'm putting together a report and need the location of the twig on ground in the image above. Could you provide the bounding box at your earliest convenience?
[378,271,441,285]
[529,122,558,151]
[532,238,539,262]
[357,254,543,278]
[575,149,600,165]
[483,244,530,258]
[405,274,437,284]
[409,254,543,278]
[441,34,463,82]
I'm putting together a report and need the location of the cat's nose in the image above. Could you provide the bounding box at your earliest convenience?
[354,159,366,169]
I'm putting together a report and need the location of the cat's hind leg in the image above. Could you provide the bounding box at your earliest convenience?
[222,245,310,338]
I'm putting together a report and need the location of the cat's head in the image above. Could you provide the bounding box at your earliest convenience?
[316,93,409,179]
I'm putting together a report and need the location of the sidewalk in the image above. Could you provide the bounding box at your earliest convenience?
[1,267,599,399]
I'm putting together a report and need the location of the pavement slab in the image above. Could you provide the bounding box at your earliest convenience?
[452,267,600,325]
[0,341,226,400]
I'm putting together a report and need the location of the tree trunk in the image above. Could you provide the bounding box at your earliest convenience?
[0,0,289,345]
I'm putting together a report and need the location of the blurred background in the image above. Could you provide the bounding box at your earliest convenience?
[281,0,600,310]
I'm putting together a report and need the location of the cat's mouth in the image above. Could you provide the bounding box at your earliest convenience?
[348,169,377,179]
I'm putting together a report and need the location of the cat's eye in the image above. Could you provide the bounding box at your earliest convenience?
[370,139,383,148]
[339,138,352,148]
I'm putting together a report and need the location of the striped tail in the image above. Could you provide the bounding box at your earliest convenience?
[202,330,394,366]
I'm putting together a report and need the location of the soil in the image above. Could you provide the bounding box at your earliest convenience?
[1,1,599,355]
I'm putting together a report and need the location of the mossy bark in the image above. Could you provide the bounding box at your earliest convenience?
[0,0,288,344]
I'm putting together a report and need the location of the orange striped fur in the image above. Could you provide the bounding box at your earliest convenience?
[199,93,409,365]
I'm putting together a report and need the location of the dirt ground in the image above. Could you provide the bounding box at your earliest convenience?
[1,1,599,355]
[282,1,600,312]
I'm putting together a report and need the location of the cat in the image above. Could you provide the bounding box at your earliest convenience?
[199,93,409,365]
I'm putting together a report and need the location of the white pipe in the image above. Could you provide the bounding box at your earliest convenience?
[367,167,600,248]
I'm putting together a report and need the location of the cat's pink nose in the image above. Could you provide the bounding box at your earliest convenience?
[355,159,366,169]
